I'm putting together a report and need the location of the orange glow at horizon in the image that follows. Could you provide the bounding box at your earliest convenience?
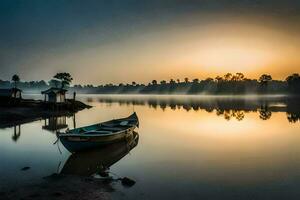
[23,16,300,84]
[141,21,300,82]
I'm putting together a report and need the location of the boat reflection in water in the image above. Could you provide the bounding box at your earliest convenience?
[60,131,139,176]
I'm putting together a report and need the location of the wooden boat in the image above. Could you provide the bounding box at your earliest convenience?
[60,131,139,176]
[57,112,139,152]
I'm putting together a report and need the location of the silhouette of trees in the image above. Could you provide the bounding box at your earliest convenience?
[219,110,245,121]
[215,76,223,83]
[95,95,300,123]
[233,73,245,81]
[184,77,189,83]
[160,80,166,85]
[259,74,272,86]
[205,77,214,82]
[286,73,300,94]
[53,72,73,89]
[49,79,61,88]
[224,73,232,81]
[192,78,199,83]
[287,112,300,123]
[2,72,300,95]
[12,74,20,88]
[152,80,157,85]
[170,79,176,84]
[259,109,272,120]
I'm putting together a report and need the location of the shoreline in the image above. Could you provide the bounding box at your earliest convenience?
[0,99,91,128]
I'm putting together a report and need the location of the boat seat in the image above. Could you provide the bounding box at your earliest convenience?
[100,127,124,131]
[76,126,99,133]
[120,121,129,126]
[86,130,112,135]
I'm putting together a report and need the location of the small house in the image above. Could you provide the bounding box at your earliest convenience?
[0,88,22,99]
[41,87,67,103]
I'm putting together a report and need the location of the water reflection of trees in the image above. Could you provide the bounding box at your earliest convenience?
[287,113,300,123]
[96,96,300,123]
[259,109,272,120]
[216,109,245,121]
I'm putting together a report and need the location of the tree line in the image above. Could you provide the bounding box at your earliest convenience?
[71,73,300,95]
[0,73,73,92]
[1,72,300,95]
[94,95,300,122]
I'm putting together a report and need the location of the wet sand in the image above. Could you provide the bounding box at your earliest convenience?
[1,174,113,200]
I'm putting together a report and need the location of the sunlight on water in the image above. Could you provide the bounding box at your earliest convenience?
[0,95,300,199]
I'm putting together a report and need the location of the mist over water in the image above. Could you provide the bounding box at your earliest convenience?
[0,94,300,199]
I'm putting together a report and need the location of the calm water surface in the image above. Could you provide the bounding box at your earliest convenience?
[1,94,300,200]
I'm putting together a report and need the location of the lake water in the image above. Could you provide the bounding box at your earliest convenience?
[1,94,300,199]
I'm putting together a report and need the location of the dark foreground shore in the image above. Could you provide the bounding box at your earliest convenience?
[1,174,112,200]
[0,99,91,128]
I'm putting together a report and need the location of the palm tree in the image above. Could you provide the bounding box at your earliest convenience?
[12,74,20,88]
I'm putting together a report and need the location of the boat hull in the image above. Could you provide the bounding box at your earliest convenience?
[60,131,139,175]
[59,127,135,152]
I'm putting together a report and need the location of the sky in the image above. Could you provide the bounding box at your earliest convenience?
[0,0,300,85]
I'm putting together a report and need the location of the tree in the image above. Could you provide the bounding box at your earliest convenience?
[170,79,176,84]
[37,80,47,88]
[286,73,300,84]
[12,74,20,88]
[286,73,300,93]
[205,77,214,82]
[184,77,189,83]
[132,81,137,86]
[160,80,166,85]
[215,76,223,82]
[177,79,180,83]
[259,74,272,86]
[53,72,73,89]
[224,73,232,81]
[192,78,199,84]
[235,72,245,81]
[49,79,61,88]
[152,80,157,85]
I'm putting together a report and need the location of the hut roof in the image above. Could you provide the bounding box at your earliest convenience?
[41,87,67,94]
